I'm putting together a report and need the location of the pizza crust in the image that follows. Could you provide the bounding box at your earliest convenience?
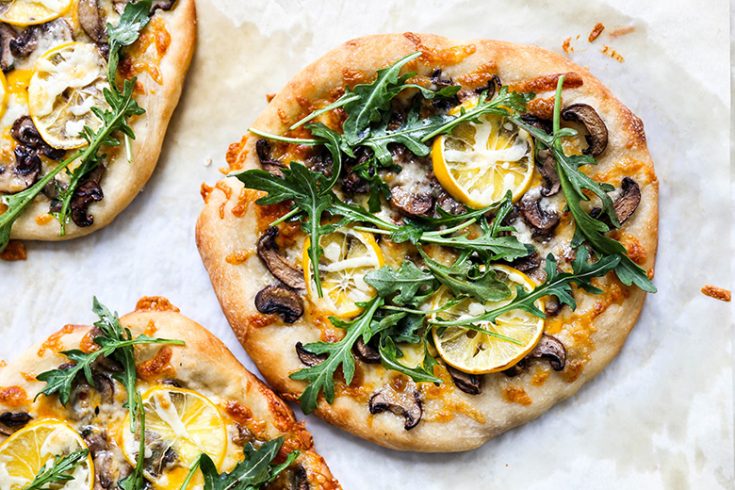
[0,297,338,488]
[9,0,197,241]
[196,33,658,452]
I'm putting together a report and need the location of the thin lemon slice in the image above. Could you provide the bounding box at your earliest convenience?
[432,99,534,208]
[304,228,384,318]
[0,0,72,26]
[29,41,109,149]
[431,265,544,374]
[121,386,227,489]
[0,419,93,490]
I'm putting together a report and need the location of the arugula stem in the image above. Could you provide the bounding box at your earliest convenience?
[289,94,360,130]
[269,207,301,227]
[421,218,477,237]
[248,127,320,145]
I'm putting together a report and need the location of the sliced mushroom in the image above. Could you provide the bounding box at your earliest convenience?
[257,227,306,290]
[0,411,31,435]
[353,338,380,364]
[561,103,608,156]
[290,464,310,490]
[10,19,73,60]
[256,139,285,175]
[474,74,501,97]
[0,24,17,72]
[446,365,481,395]
[255,285,304,323]
[527,334,566,371]
[612,177,641,224]
[536,149,560,197]
[519,187,559,237]
[544,296,562,316]
[11,115,64,160]
[436,191,466,216]
[151,0,176,11]
[390,185,434,217]
[78,0,106,44]
[295,342,326,367]
[368,385,423,430]
[70,165,105,228]
[520,114,552,134]
[509,251,541,273]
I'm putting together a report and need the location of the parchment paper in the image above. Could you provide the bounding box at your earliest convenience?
[1,0,732,488]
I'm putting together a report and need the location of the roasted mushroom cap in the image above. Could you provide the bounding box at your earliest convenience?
[352,338,380,364]
[255,285,304,323]
[257,227,306,290]
[368,385,423,430]
[0,411,31,435]
[613,177,641,224]
[527,334,566,371]
[537,149,560,197]
[446,365,481,395]
[10,19,73,60]
[256,139,285,175]
[561,103,608,156]
[70,165,105,227]
[290,464,310,490]
[295,342,326,367]
[151,0,176,11]
[509,251,541,273]
[390,185,434,217]
[78,0,106,44]
[519,187,560,237]
[0,24,17,72]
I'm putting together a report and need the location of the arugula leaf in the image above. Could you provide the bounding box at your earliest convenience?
[431,248,620,327]
[24,449,89,490]
[290,298,383,413]
[341,52,421,146]
[512,76,656,293]
[420,251,511,302]
[117,391,146,490]
[36,298,183,428]
[364,261,435,305]
[378,336,441,384]
[183,437,298,490]
[107,0,153,82]
[235,162,336,297]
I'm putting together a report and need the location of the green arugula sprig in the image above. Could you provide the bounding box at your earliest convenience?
[431,248,620,328]
[512,76,655,293]
[182,437,298,490]
[36,298,183,429]
[117,391,146,490]
[290,297,383,413]
[0,0,153,250]
[24,449,89,490]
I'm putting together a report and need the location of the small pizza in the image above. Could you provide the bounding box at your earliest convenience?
[0,296,338,489]
[0,0,195,252]
[197,33,658,452]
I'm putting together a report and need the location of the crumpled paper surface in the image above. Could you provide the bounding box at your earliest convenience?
[0,0,731,488]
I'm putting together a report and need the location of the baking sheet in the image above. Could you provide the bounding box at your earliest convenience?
[0,0,732,488]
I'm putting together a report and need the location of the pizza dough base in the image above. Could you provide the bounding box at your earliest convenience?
[9,0,197,241]
[196,33,658,452]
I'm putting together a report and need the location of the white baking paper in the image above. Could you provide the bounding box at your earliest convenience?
[0,0,731,488]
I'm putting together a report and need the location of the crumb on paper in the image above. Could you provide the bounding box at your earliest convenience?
[610,25,635,38]
[601,45,625,62]
[562,37,574,54]
[266,93,276,103]
[588,22,605,42]
[204,157,213,167]
[0,241,27,261]
[218,166,229,175]
[701,285,731,302]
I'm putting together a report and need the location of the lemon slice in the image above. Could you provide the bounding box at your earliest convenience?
[432,99,534,208]
[28,41,109,149]
[121,386,228,489]
[0,0,72,26]
[304,228,384,318]
[431,264,544,374]
[0,419,94,490]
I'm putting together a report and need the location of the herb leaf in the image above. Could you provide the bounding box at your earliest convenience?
[378,336,440,384]
[25,449,89,490]
[364,261,435,305]
[420,251,511,302]
[290,298,383,413]
[183,437,298,490]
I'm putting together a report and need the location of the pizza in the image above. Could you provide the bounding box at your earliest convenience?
[0,0,195,252]
[0,296,338,489]
[196,33,658,452]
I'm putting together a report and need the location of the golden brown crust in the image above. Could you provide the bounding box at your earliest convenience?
[196,33,658,452]
[0,296,339,487]
[9,0,197,241]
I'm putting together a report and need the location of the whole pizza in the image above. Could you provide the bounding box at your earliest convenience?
[0,297,338,489]
[0,0,195,252]
[198,32,658,452]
